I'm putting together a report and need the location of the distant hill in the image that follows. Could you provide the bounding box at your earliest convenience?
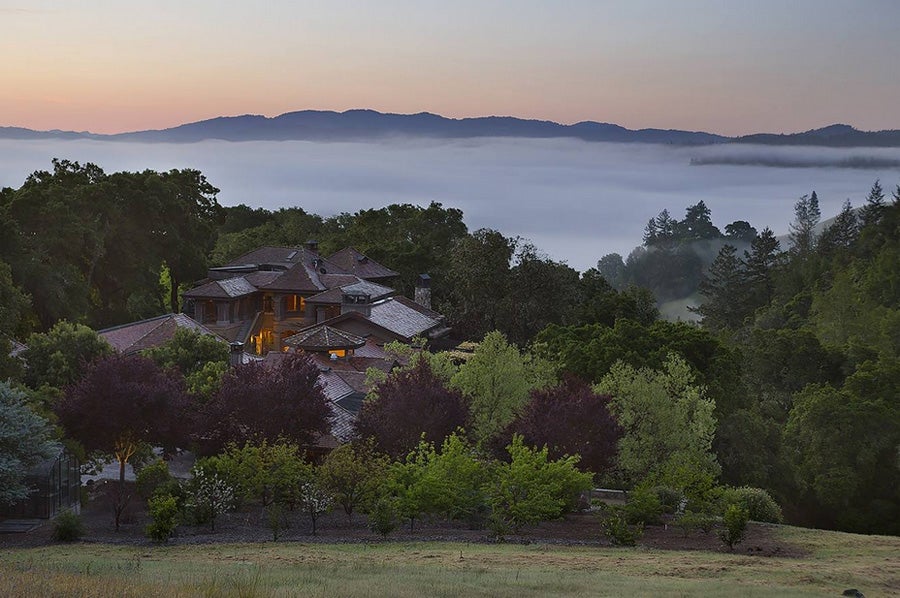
[1,111,898,146]
[734,123,900,147]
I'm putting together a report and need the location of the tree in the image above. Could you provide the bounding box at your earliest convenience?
[724,220,757,243]
[505,243,581,344]
[691,244,747,331]
[318,440,389,521]
[643,209,678,248]
[320,201,467,297]
[451,331,547,446]
[742,228,781,314]
[143,169,222,313]
[441,228,516,340]
[859,179,886,227]
[678,201,721,241]
[198,353,331,455]
[57,354,191,529]
[596,354,720,499]
[788,192,821,254]
[142,327,229,376]
[818,199,858,262]
[142,327,229,398]
[22,321,113,390]
[0,259,31,339]
[0,381,59,505]
[487,435,592,533]
[784,358,900,534]
[200,440,311,507]
[385,433,490,529]
[497,376,621,476]
[355,358,468,458]
[574,269,657,327]
[298,479,332,535]
[595,253,626,289]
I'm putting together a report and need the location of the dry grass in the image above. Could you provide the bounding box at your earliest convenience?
[1,525,897,597]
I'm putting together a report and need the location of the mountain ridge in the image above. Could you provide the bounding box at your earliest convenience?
[3,110,899,146]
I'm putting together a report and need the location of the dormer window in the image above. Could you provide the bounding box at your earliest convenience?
[342,293,370,304]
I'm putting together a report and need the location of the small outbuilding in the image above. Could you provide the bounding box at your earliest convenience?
[0,451,80,520]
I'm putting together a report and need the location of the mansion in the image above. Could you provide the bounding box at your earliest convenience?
[182,243,449,358]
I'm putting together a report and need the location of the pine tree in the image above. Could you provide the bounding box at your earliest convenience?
[819,199,858,259]
[859,179,885,227]
[789,192,821,254]
[743,228,781,314]
[691,244,746,331]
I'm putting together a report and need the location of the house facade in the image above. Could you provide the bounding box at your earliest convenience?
[182,243,449,357]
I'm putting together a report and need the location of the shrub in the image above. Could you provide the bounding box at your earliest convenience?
[600,510,642,547]
[368,496,399,538]
[52,510,84,542]
[673,510,716,537]
[487,435,593,533]
[652,486,684,514]
[719,486,783,523]
[145,494,179,543]
[719,504,749,550]
[624,485,664,525]
[135,459,173,500]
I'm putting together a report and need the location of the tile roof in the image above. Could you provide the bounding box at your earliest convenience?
[222,246,312,267]
[329,402,357,443]
[258,261,326,293]
[319,370,356,402]
[306,280,395,305]
[327,247,399,280]
[182,276,257,299]
[341,280,395,299]
[283,325,366,351]
[368,297,444,340]
[99,313,226,355]
[355,338,390,359]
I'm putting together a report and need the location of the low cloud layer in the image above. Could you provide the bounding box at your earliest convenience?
[1,138,897,272]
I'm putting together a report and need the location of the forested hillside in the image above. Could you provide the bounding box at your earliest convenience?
[1,160,897,535]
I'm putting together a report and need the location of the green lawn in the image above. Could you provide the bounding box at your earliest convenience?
[1,525,897,597]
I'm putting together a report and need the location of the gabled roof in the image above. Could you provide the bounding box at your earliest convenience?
[257,261,327,293]
[327,247,399,280]
[283,325,366,351]
[99,313,226,355]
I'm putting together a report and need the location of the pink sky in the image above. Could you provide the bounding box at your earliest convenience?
[2,1,898,136]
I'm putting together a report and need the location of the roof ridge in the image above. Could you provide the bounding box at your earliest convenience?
[97,313,174,334]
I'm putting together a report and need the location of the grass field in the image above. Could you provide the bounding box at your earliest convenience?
[1,524,897,597]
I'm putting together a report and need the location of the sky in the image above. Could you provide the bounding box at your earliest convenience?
[2,0,899,135]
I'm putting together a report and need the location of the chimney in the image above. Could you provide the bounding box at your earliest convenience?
[305,239,319,254]
[414,273,432,310]
[229,341,244,367]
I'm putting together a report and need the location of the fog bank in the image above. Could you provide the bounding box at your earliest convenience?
[1,138,897,272]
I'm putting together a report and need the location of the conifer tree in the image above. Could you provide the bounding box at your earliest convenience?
[789,192,821,254]
[859,179,885,227]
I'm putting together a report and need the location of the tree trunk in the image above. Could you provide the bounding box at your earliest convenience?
[170,275,180,314]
